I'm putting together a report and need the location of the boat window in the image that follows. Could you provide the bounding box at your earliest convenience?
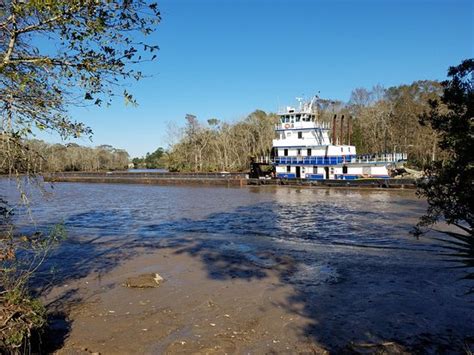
[298,132,303,139]
[296,114,301,122]
[307,148,312,156]
[290,115,295,123]
[284,149,288,156]
[286,166,291,172]
[297,149,301,155]
[343,165,348,174]
[280,117,285,123]
[341,147,343,152]
[275,148,279,156]
[313,166,318,173]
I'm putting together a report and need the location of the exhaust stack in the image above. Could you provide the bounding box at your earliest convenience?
[347,116,352,145]
[340,115,345,145]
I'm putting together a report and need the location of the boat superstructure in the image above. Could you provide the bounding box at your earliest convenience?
[272,97,406,180]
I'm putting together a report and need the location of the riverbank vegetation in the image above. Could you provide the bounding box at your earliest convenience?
[348,81,444,167]
[415,60,473,290]
[165,111,278,172]
[26,140,128,173]
[417,60,473,233]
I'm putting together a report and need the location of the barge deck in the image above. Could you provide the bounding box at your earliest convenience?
[43,172,416,189]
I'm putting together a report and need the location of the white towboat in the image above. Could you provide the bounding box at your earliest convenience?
[272,97,406,180]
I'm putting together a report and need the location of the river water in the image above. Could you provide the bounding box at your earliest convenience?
[1,180,473,350]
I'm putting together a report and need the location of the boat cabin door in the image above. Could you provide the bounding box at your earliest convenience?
[295,166,301,178]
[324,167,329,179]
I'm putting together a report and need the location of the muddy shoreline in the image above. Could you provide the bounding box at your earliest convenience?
[44,245,319,354]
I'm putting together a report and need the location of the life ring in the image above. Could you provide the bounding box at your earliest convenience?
[284,123,290,129]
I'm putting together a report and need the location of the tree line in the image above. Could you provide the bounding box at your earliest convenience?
[163,80,444,172]
[164,111,278,172]
[131,147,166,169]
[347,80,444,167]
[0,139,130,174]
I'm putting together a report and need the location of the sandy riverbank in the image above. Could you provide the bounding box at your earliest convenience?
[43,244,322,354]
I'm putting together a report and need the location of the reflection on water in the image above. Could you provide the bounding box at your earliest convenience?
[1,179,448,286]
[3,181,429,249]
[1,180,439,253]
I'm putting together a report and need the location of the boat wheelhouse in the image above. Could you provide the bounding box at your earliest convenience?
[272,97,406,180]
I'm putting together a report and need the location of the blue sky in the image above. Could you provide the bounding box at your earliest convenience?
[41,0,473,157]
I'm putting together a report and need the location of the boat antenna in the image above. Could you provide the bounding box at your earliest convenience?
[296,97,304,111]
[309,93,320,113]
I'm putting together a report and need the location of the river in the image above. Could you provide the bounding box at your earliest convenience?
[1,180,473,352]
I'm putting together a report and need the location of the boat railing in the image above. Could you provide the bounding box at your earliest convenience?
[271,152,407,165]
[273,156,353,165]
[253,156,272,164]
[352,153,407,163]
